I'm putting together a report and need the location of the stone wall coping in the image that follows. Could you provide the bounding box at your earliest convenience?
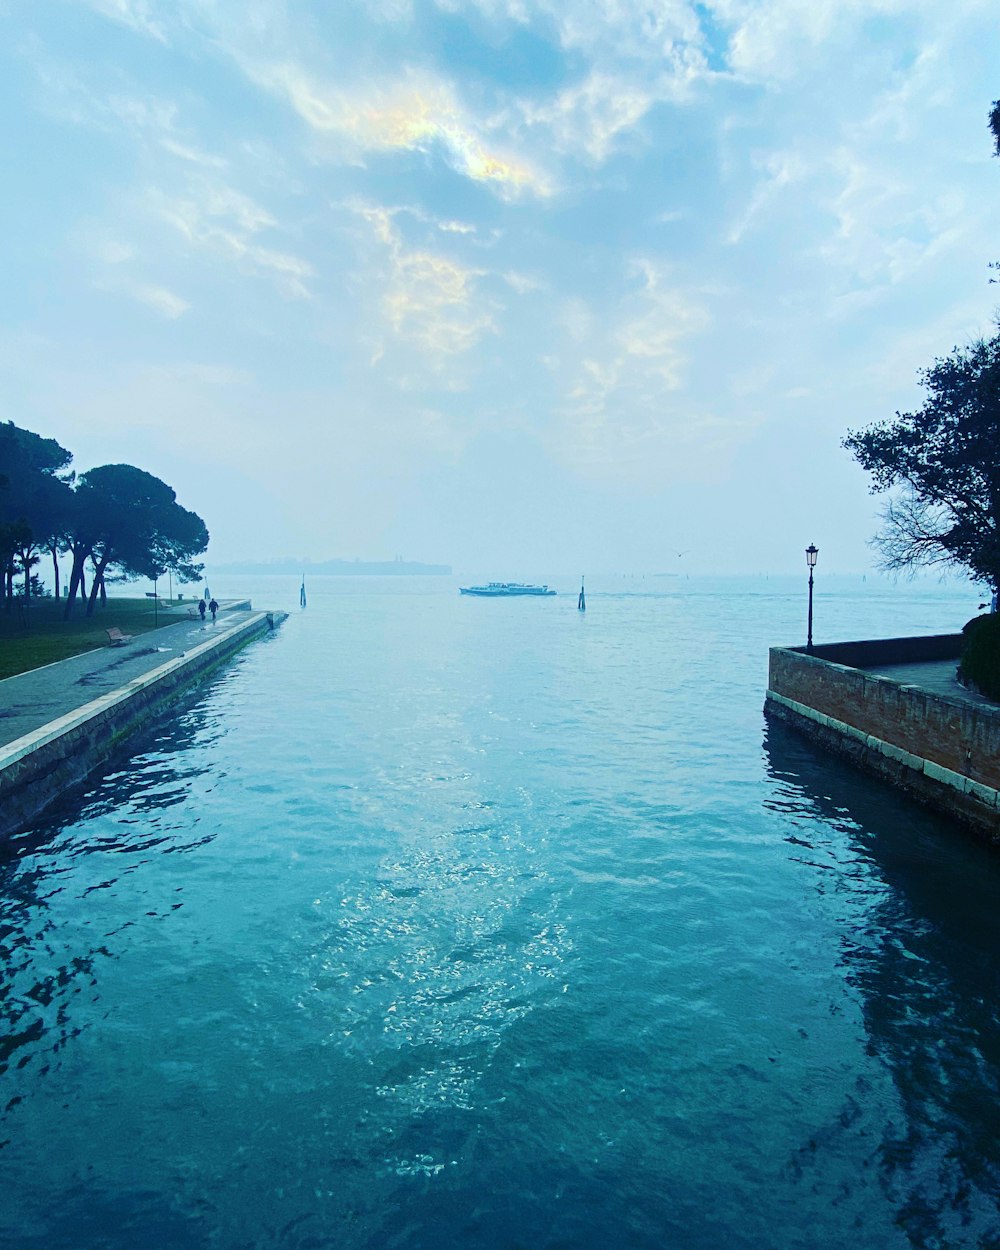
[775,630,961,653]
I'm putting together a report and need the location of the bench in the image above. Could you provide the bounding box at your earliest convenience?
[106,627,134,646]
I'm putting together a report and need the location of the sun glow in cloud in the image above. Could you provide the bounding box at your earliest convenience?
[261,65,552,198]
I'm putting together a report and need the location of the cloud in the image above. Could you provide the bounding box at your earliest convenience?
[727,149,808,244]
[356,0,416,18]
[352,203,494,370]
[435,0,704,66]
[246,62,553,198]
[563,0,695,52]
[100,94,227,170]
[159,137,227,168]
[357,202,478,236]
[93,237,136,265]
[15,0,1000,572]
[714,0,842,82]
[149,179,313,298]
[709,0,992,90]
[83,0,168,43]
[517,72,655,163]
[821,154,971,308]
[423,3,716,167]
[74,1,705,188]
[617,260,710,382]
[437,219,477,234]
[547,261,748,485]
[27,57,228,173]
[87,238,189,316]
[127,282,190,318]
[559,297,596,343]
[83,229,190,317]
[435,0,716,165]
[503,271,545,294]
[40,64,310,301]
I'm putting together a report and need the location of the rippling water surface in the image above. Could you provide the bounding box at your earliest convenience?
[4,574,1000,1249]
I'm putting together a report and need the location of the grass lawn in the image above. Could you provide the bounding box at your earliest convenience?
[0,597,183,680]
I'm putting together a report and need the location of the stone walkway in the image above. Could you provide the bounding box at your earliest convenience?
[0,603,255,749]
[863,658,997,707]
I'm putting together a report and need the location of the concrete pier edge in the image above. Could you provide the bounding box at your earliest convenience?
[0,609,287,839]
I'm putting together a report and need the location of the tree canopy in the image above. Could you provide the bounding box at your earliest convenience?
[843,331,1000,589]
[0,422,73,606]
[71,464,209,615]
[0,420,208,617]
[844,101,1000,588]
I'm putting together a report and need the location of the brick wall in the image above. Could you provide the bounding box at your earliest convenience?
[767,640,1000,793]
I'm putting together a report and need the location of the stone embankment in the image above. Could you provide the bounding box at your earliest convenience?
[765,634,1000,840]
[0,603,286,838]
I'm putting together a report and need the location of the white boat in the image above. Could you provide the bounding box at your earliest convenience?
[459,582,556,597]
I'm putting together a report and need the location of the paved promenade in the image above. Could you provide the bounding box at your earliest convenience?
[864,658,996,707]
[0,603,256,750]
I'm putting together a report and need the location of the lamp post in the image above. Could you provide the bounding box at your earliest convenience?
[805,544,818,652]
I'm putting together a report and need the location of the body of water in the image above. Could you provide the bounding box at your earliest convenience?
[3,574,1000,1249]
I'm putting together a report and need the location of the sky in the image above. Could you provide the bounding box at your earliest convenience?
[2,0,999,578]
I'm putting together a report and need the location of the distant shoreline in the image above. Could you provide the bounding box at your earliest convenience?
[214,559,452,576]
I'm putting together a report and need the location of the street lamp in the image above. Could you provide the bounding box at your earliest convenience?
[805,544,818,652]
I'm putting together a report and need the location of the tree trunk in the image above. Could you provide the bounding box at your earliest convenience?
[85,558,109,617]
[50,543,60,601]
[63,548,87,619]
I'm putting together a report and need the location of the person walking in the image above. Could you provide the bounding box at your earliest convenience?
[198,598,206,622]
[209,598,218,623]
